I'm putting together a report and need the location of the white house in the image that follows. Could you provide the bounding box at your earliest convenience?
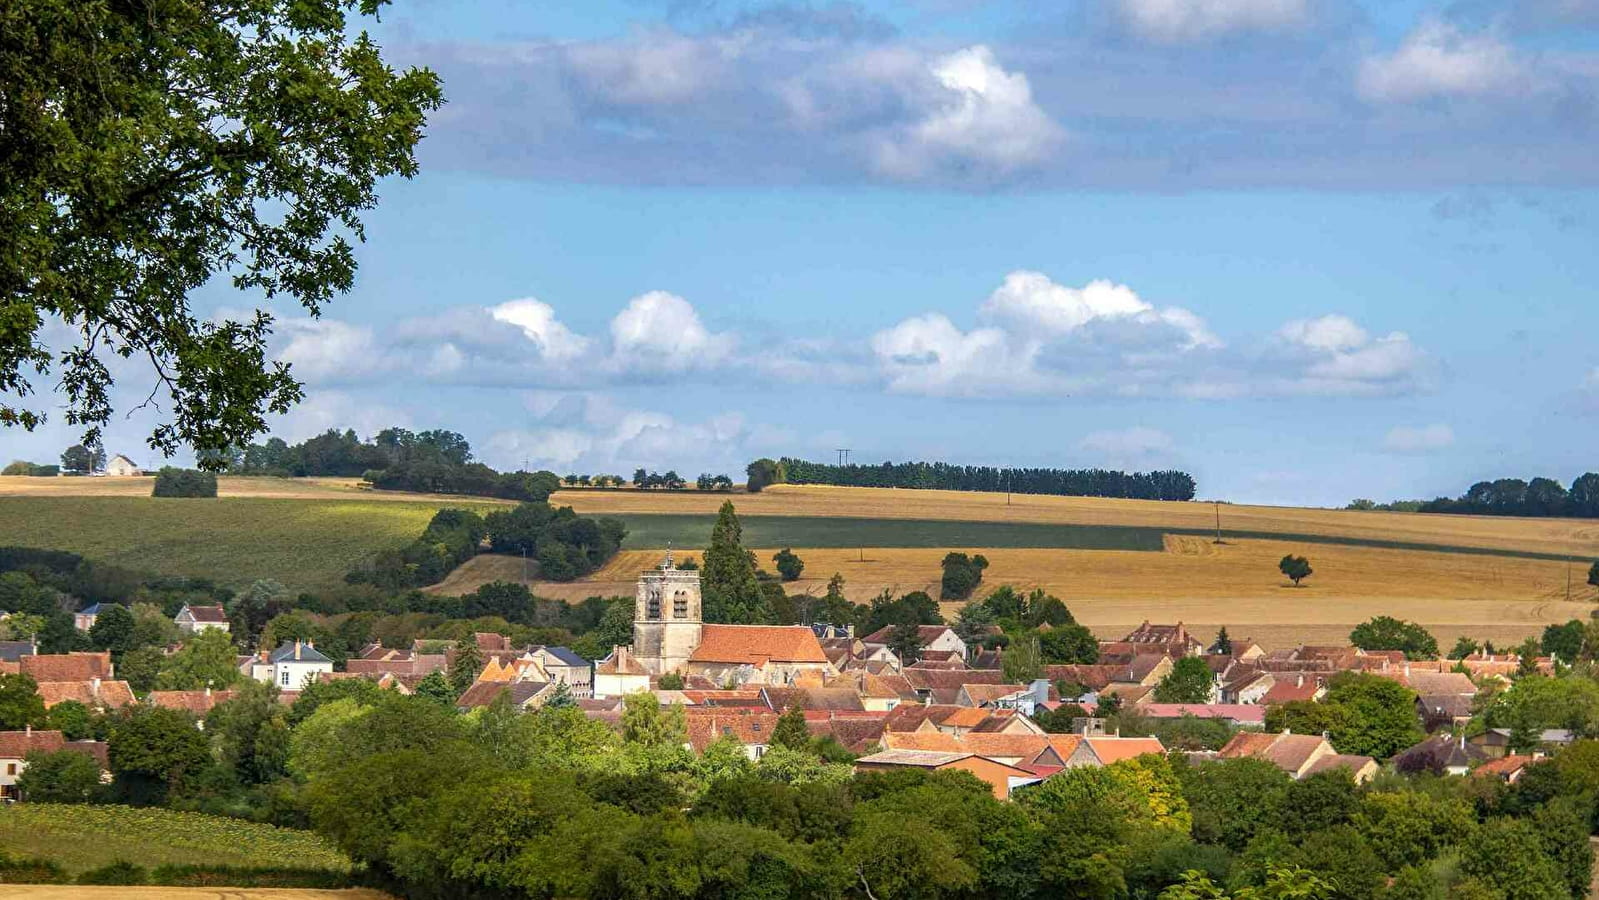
[174,604,230,633]
[250,640,334,691]
[594,646,651,698]
[73,603,107,632]
[104,454,143,477]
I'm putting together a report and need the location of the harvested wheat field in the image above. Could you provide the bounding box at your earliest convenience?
[0,474,514,505]
[551,484,1599,559]
[0,890,393,900]
[512,537,1597,650]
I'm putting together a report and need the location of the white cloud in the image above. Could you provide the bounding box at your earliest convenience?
[566,30,727,105]
[871,313,1028,396]
[1275,314,1427,393]
[872,45,1064,179]
[268,390,412,444]
[1357,21,1527,103]
[1113,0,1315,43]
[981,272,1219,349]
[483,394,765,474]
[609,290,735,371]
[1079,426,1176,459]
[1382,423,1455,453]
[274,319,385,383]
[489,298,590,362]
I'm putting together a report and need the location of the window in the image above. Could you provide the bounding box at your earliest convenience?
[646,588,661,620]
[280,669,291,687]
[5,763,14,775]
[672,591,688,618]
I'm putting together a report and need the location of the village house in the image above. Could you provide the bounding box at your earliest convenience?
[0,727,109,801]
[174,604,229,634]
[104,454,143,476]
[1218,731,1377,783]
[73,603,107,632]
[1392,733,1488,776]
[860,624,968,661]
[249,640,334,690]
[1473,754,1537,783]
[593,647,652,698]
[854,749,1041,800]
[529,646,594,696]
[147,687,237,722]
[1469,728,1574,759]
[685,707,781,760]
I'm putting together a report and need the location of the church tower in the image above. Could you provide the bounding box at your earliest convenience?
[632,551,703,674]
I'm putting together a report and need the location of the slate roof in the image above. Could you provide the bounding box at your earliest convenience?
[78,603,105,616]
[538,646,590,668]
[0,641,36,663]
[1393,734,1487,772]
[688,625,829,665]
[267,641,332,664]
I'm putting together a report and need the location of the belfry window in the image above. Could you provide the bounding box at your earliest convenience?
[673,591,689,618]
[647,588,662,619]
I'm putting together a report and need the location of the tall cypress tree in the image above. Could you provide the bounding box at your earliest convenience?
[701,502,768,624]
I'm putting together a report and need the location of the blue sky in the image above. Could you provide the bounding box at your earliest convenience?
[13,0,1599,506]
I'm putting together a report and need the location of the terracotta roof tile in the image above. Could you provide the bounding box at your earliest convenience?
[181,605,228,623]
[36,680,136,710]
[20,653,112,683]
[687,625,829,665]
[148,690,236,715]
[684,708,781,752]
[1084,736,1166,764]
[902,669,1005,691]
[1474,754,1536,779]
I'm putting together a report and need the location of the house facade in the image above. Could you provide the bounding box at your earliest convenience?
[175,604,229,633]
[250,641,334,690]
[0,728,108,800]
[104,454,143,477]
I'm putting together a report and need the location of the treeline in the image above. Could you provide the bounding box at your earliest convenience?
[775,457,1198,501]
[345,502,627,589]
[221,427,562,502]
[1416,473,1599,518]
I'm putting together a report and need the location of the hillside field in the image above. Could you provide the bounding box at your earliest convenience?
[0,804,349,875]
[0,890,390,900]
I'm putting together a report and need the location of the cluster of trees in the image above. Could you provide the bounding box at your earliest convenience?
[1349,617,1439,660]
[367,462,559,502]
[346,508,487,591]
[2,460,59,477]
[629,469,733,491]
[483,503,628,582]
[774,457,1199,501]
[151,468,217,498]
[562,474,626,487]
[60,444,107,476]
[939,552,989,600]
[953,585,1099,681]
[1415,473,1599,518]
[11,668,1599,900]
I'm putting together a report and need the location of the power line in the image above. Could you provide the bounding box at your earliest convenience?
[835,448,852,466]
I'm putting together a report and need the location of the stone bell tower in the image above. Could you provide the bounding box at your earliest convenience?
[632,550,703,674]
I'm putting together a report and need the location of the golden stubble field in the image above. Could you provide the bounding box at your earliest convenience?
[469,534,1598,650]
[549,483,1599,559]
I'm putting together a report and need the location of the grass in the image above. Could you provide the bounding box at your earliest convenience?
[0,890,392,899]
[0,496,499,593]
[0,805,349,876]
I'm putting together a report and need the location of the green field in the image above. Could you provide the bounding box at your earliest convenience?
[0,497,497,592]
[0,804,350,875]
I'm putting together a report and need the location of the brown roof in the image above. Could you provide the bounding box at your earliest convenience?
[148,690,236,715]
[1303,753,1376,778]
[861,624,957,646]
[1396,671,1475,696]
[902,668,1005,691]
[20,652,112,683]
[684,708,781,752]
[1043,664,1123,692]
[959,683,1031,705]
[1262,678,1323,704]
[1474,754,1536,779]
[940,707,990,729]
[0,730,107,768]
[595,647,651,675]
[455,680,550,710]
[762,686,865,712]
[687,625,829,666]
[36,680,136,710]
[882,704,964,732]
[182,605,228,623]
[805,711,888,752]
[1219,731,1330,774]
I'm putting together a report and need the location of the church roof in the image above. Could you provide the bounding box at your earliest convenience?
[688,625,829,666]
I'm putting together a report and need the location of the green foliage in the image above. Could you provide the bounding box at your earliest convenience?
[1278,554,1313,586]
[887,620,925,664]
[87,603,136,655]
[107,705,212,804]
[206,681,290,785]
[1539,619,1585,663]
[1154,656,1216,703]
[1039,623,1100,664]
[1449,636,1481,659]
[1267,672,1423,760]
[154,627,240,691]
[1,0,442,453]
[0,672,46,729]
[1349,616,1439,660]
[773,547,805,581]
[76,860,149,885]
[1003,634,1043,683]
[1484,674,1599,747]
[44,700,94,740]
[414,670,456,706]
[1457,817,1570,900]
[1174,757,1290,852]
[480,502,625,582]
[16,750,104,803]
[657,671,686,690]
[151,468,218,498]
[701,501,768,624]
[940,552,989,600]
[744,458,786,493]
[770,707,811,751]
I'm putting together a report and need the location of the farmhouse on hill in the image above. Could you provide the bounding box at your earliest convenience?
[104,454,143,476]
[603,553,835,687]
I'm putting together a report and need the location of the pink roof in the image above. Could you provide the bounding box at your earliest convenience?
[1138,703,1266,724]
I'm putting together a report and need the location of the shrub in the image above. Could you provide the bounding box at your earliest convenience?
[148,864,354,888]
[77,860,149,885]
[0,851,70,884]
[151,467,218,498]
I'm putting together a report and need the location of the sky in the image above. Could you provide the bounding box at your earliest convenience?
[11,0,1599,506]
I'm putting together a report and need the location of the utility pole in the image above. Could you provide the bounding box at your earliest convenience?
[1006,469,1012,506]
[522,547,528,583]
[1213,501,1222,544]
[1567,557,1573,603]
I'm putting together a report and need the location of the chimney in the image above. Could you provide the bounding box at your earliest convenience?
[91,676,101,698]
[1403,663,1410,678]
[204,684,211,698]
[24,724,31,736]
[294,640,303,661]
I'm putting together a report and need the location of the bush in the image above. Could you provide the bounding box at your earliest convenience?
[151,467,218,498]
[77,860,149,885]
[148,864,354,888]
[0,851,70,884]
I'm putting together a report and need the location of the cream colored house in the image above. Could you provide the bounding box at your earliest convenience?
[104,454,142,476]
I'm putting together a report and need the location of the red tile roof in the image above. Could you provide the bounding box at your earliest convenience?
[684,708,781,752]
[688,625,829,665]
[182,605,229,623]
[1138,703,1266,724]
[148,690,236,715]
[1084,736,1166,764]
[20,652,112,683]
[36,680,136,710]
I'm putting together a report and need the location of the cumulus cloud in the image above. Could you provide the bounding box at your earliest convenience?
[981,272,1218,349]
[565,30,729,105]
[1357,21,1527,103]
[871,45,1065,179]
[871,314,1025,396]
[275,319,385,383]
[488,298,590,362]
[1273,314,1427,394]
[1112,0,1316,43]
[609,290,736,372]
[1382,423,1455,453]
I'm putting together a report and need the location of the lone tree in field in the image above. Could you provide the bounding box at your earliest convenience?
[1589,561,1599,589]
[773,548,805,582]
[2,0,442,460]
[1279,554,1313,586]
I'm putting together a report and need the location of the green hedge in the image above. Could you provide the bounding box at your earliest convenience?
[148,864,356,888]
[77,860,148,885]
[0,851,70,884]
[152,466,218,497]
